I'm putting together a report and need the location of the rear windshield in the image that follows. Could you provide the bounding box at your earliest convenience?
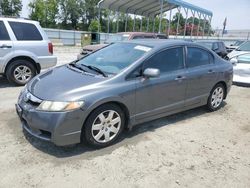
[196,42,213,49]
[9,21,43,41]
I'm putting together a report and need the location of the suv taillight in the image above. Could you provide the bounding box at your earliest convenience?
[48,42,53,54]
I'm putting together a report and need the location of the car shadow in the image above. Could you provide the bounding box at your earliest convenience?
[24,103,226,159]
[0,76,14,88]
[233,82,250,88]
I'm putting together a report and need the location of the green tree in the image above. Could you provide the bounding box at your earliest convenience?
[59,0,82,29]
[29,0,58,28]
[88,19,99,32]
[0,0,22,16]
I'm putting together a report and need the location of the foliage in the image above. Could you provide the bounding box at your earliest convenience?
[88,19,99,32]
[0,0,22,16]
[29,0,58,28]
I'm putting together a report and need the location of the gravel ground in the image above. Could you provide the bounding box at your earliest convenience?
[0,46,250,188]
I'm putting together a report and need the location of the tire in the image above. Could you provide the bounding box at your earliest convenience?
[6,59,36,86]
[83,103,125,148]
[207,83,225,111]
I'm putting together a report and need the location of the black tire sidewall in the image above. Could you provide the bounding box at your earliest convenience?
[207,83,225,111]
[83,104,125,148]
[6,59,36,86]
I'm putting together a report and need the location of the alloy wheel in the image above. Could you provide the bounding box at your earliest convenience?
[91,110,121,143]
[13,65,32,83]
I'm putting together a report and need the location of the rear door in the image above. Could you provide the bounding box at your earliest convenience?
[185,47,218,106]
[0,20,13,72]
[7,21,48,57]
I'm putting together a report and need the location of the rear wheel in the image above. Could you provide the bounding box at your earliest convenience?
[207,83,225,111]
[6,59,36,86]
[83,104,125,148]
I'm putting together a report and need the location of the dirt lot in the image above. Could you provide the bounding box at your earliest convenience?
[0,46,250,188]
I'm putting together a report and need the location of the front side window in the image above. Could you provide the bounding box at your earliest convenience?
[0,21,10,41]
[143,47,184,73]
[8,21,43,41]
[187,47,213,68]
[77,43,151,75]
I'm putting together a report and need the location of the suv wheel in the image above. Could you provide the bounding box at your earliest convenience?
[207,83,225,111]
[83,104,125,148]
[6,59,36,86]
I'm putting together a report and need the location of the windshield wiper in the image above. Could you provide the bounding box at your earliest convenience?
[69,62,86,72]
[83,65,108,77]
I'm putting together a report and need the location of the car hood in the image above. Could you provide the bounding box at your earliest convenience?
[227,50,249,59]
[28,65,108,101]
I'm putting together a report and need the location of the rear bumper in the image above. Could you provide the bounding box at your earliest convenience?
[15,103,84,146]
[37,56,57,69]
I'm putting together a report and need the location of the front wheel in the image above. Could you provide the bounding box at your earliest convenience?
[207,83,225,111]
[83,104,125,148]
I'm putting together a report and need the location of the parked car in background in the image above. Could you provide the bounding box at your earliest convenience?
[229,53,250,84]
[226,40,246,53]
[16,40,233,148]
[226,40,250,60]
[196,40,228,58]
[0,17,57,85]
[77,32,168,59]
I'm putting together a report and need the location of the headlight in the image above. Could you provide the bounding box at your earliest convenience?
[37,101,84,112]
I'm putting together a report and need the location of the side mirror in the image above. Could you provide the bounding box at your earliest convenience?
[230,58,238,65]
[143,68,160,78]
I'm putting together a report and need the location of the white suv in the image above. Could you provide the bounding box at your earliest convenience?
[0,17,57,85]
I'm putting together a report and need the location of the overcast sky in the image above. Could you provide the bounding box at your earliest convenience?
[21,0,250,30]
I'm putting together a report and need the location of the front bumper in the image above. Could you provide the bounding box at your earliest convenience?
[233,75,250,84]
[15,100,86,146]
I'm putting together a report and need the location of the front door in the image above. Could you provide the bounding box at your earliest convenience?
[135,47,187,121]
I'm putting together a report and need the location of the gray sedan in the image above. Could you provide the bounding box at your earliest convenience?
[16,40,233,148]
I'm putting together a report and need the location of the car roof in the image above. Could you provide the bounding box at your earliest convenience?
[0,17,39,24]
[122,39,197,48]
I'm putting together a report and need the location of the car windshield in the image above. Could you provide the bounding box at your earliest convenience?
[237,41,250,51]
[105,34,130,43]
[196,42,213,49]
[233,41,244,46]
[76,43,151,75]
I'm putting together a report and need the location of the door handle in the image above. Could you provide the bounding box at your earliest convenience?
[207,69,215,74]
[175,75,186,81]
[0,44,12,49]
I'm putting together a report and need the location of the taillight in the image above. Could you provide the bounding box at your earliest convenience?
[48,42,53,54]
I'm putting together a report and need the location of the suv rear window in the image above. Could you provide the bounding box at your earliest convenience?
[0,21,10,40]
[8,21,43,41]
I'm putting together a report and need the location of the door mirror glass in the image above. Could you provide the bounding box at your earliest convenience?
[143,68,160,78]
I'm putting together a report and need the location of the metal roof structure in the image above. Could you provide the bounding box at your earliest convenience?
[98,0,212,18]
[97,0,213,38]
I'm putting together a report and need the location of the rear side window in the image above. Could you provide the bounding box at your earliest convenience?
[144,47,184,73]
[187,47,213,68]
[0,21,10,40]
[8,21,43,41]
